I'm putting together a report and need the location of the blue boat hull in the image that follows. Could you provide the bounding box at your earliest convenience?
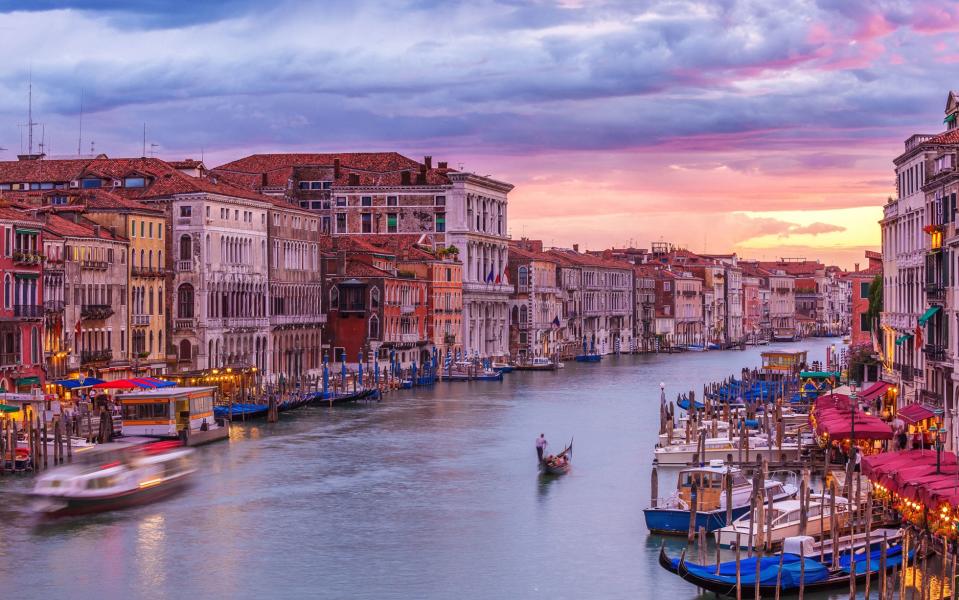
[643,505,751,535]
[574,354,602,363]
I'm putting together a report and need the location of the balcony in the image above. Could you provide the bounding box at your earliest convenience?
[13,304,42,319]
[0,352,19,368]
[400,303,415,314]
[175,260,194,272]
[44,300,64,313]
[924,344,948,363]
[80,260,108,271]
[399,333,419,343]
[223,317,269,330]
[174,318,195,331]
[12,251,43,265]
[271,313,327,326]
[81,349,112,364]
[443,334,456,345]
[131,266,166,278]
[81,304,114,321]
[132,314,150,326]
[926,283,946,303]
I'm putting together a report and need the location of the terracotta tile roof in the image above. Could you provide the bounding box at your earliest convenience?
[755,260,824,277]
[509,245,559,264]
[41,213,124,241]
[213,152,455,189]
[545,248,632,270]
[68,189,162,214]
[929,129,959,144]
[0,205,42,225]
[336,259,394,279]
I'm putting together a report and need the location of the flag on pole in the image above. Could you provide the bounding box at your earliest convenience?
[486,265,495,284]
[502,266,509,285]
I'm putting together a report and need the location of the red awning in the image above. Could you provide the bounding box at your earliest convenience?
[90,380,140,390]
[898,402,939,425]
[859,381,891,402]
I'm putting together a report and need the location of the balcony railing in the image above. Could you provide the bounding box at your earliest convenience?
[925,344,948,363]
[13,304,42,319]
[12,251,43,265]
[80,260,108,270]
[44,300,65,313]
[81,304,114,320]
[131,266,166,278]
[174,318,195,331]
[0,352,19,367]
[443,334,456,345]
[400,303,415,314]
[81,349,112,364]
[926,283,946,302]
[132,314,150,326]
[175,260,194,272]
[399,333,419,343]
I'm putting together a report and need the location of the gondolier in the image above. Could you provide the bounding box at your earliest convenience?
[535,434,547,462]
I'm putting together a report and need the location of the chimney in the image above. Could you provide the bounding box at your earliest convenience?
[424,156,432,169]
[401,170,411,186]
[93,225,101,237]
[854,263,860,273]
[348,173,360,186]
[438,161,448,170]
[334,158,341,179]
[572,244,579,253]
[417,164,427,184]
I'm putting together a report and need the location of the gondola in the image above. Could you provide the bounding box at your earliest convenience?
[309,388,377,405]
[661,537,910,597]
[540,439,572,475]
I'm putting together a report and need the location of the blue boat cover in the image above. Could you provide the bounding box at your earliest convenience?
[838,545,907,574]
[683,554,830,587]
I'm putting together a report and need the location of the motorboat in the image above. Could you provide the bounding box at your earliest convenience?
[714,493,851,549]
[30,440,195,517]
[653,435,802,466]
[514,356,557,371]
[491,362,514,373]
[644,460,797,535]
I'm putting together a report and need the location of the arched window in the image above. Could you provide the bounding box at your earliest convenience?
[148,250,153,269]
[3,274,9,309]
[140,249,145,268]
[369,315,380,339]
[330,286,339,310]
[519,305,528,324]
[177,284,195,318]
[511,305,519,324]
[31,327,39,364]
[179,234,192,261]
[158,330,162,355]
[149,330,154,352]
[518,266,528,287]
[179,339,192,361]
[149,287,155,314]
[370,287,380,310]
[206,234,211,260]
[131,248,137,267]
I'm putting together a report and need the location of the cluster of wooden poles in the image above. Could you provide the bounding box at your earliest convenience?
[0,407,115,475]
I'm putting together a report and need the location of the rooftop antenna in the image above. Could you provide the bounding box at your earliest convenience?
[149,143,159,157]
[27,69,35,155]
[90,140,95,155]
[77,89,84,157]
[38,124,46,155]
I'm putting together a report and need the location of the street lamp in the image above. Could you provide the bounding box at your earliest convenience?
[931,423,948,474]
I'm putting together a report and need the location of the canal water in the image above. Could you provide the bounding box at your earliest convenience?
[0,338,882,600]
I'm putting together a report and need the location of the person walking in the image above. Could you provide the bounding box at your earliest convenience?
[535,434,548,462]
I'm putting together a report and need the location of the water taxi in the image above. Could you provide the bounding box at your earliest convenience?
[30,440,195,517]
[714,493,851,549]
[644,461,797,534]
[514,356,557,371]
[117,387,228,446]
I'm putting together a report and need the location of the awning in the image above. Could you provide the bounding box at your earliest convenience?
[898,402,939,425]
[859,381,890,402]
[800,371,840,379]
[895,333,914,345]
[946,114,957,124]
[54,377,104,389]
[15,376,40,386]
[91,379,142,390]
[919,306,941,325]
[13,273,38,279]
[14,228,39,235]
[0,403,18,413]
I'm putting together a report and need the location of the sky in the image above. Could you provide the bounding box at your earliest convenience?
[1,1,957,269]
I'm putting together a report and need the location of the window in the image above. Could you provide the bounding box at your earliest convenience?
[179,235,192,261]
[298,181,311,190]
[140,221,145,237]
[370,287,380,309]
[435,213,446,233]
[860,313,871,332]
[434,195,446,207]
[149,222,154,238]
[81,178,101,189]
[663,281,671,292]
[179,206,192,218]
[335,213,346,233]
[387,213,397,233]
[124,177,145,188]
[860,281,870,298]
[518,266,528,288]
[361,196,372,207]
[385,196,398,207]
[311,201,323,209]
[446,268,452,282]
[177,284,195,318]
[330,286,339,310]
[362,214,371,235]
[369,315,380,339]
[335,196,347,207]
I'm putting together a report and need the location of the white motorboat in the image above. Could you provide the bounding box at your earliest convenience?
[654,435,801,466]
[31,439,195,517]
[714,493,851,549]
